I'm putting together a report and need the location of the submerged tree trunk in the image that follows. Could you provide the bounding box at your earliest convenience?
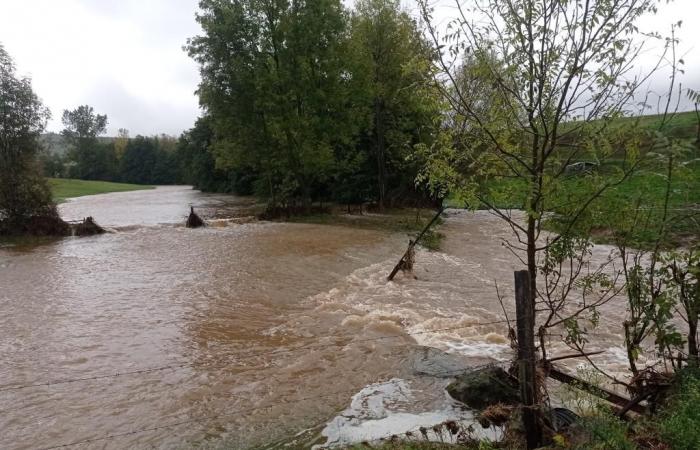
[186,207,205,228]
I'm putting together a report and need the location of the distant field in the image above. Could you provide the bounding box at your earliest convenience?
[618,110,699,140]
[49,178,154,202]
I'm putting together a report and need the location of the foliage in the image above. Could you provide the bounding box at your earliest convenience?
[348,0,441,210]
[574,411,635,450]
[658,370,700,449]
[120,135,178,185]
[61,105,109,180]
[186,0,441,211]
[49,113,183,186]
[416,0,670,386]
[175,117,254,193]
[188,0,350,207]
[0,43,60,234]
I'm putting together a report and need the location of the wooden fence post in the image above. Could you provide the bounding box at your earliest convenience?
[514,270,542,449]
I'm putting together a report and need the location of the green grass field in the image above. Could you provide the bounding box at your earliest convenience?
[617,110,699,141]
[49,178,154,202]
[443,110,700,247]
[445,157,699,248]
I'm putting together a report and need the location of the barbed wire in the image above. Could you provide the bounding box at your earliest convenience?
[1,319,512,393]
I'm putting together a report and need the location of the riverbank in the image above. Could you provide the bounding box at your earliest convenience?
[287,206,444,250]
[49,178,154,202]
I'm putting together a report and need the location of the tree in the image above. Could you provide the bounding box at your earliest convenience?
[418,0,670,443]
[61,105,108,179]
[176,117,251,193]
[114,128,129,160]
[0,44,65,235]
[119,135,158,184]
[349,0,438,210]
[188,0,354,211]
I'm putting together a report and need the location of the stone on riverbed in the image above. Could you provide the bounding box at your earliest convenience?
[446,365,520,409]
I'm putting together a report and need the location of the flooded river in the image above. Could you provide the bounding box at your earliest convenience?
[0,186,636,449]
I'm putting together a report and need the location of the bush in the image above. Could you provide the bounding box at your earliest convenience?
[574,411,635,450]
[658,371,700,450]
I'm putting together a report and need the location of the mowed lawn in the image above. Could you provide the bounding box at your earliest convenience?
[49,178,154,202]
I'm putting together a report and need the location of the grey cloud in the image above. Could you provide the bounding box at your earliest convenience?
[49,78,200,137]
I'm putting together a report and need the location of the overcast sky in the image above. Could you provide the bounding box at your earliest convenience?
[1,0,698,137]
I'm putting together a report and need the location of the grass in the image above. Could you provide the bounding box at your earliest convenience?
[657,369,700,450]
[549,159,700,248]
[615,110,699,142]
[446,155,700,248]
[49,178,154,202]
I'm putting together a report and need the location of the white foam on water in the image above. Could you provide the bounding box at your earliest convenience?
[443,341,512,361]
[315,378,496,448]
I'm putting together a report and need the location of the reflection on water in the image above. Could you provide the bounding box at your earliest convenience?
[0,187,634,449]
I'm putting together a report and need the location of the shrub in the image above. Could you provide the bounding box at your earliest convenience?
[575,413,635,450]
[658,371,700,450]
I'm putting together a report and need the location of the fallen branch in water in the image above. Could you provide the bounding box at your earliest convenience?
[546,350,604,363]
[387,207,444,281]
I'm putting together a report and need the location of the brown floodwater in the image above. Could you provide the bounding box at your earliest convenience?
[0,186,640,449]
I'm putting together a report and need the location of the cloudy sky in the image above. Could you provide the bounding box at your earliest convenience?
[1,0,698,137]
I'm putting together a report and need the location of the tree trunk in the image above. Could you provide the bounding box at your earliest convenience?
[375,98,386,212]
[688,321,698,366]
[688,290,699,366]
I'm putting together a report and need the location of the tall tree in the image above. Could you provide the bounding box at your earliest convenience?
[176,117,251,193]
[119,135,158,184]
[114,128,129,160]
[349,0,438,209]
[188,0,353,210]
[61,105,108,179]
[0,44,64,235]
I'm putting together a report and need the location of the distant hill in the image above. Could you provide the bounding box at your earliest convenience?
[615,110,699,141]
[40,133,116,155]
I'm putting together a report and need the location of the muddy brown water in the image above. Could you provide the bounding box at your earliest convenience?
[0,186,638,449]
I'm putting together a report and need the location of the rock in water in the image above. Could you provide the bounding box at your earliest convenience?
[446,365,520,409]
[410,346,474,377]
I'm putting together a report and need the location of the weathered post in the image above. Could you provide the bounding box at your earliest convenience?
[514,270,542,449]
